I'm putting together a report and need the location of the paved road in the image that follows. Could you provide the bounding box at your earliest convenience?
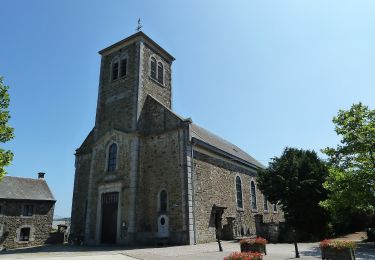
[0,241,374,260]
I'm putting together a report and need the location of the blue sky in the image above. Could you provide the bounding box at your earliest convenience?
[1,0,374,217]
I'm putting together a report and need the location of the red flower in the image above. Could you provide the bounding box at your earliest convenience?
[240,237,267,246]
[224,251,263,260]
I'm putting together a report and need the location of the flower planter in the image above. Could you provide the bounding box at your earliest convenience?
[224,252,263,260]
[319,240,356,260]
[321,247,355,260]
[240,243,267,255]
[239,237,267,255]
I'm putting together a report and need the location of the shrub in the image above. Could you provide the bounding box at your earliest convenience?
[240,237,267,246]
[367,228,375,242]
[319,239,356,250]
[224,252,263,260]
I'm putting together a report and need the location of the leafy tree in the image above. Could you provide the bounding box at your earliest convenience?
[258,148,329,258]
[321,103,375,224]
[0,76,14,180]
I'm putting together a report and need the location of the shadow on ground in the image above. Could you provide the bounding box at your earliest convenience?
[0,244,161,256]
[298,243,375,260]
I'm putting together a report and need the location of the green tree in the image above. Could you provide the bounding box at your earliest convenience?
[258,148,329,258]
[0,76,14,180]
[321,103,375,223]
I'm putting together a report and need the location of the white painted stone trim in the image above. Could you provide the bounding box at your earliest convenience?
[15,225,35,243]
[95,182,122,244]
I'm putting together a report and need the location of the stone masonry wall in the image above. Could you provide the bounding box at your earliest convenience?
[0,200,54,249]
[85,130,133,244]
[137,129,187,244]
[138,42,172,116]
[193,151,284,243]
[71,152,91,237]
[96,41,140,135]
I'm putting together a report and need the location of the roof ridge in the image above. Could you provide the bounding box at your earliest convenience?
[146,94,187,121]
[4,176,41,181]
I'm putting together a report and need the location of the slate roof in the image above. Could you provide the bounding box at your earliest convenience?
[144,96,264,169]
[0,176,55,201]
[191,124,265,169]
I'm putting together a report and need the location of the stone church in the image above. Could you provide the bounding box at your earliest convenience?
[70,31,284,246]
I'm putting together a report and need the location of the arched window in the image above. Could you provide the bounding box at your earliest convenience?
[235,176,243,209]
[251,181,257,210]
[157,62,163,84]
[112,60,119,81]
[120,57,127,77]
[160,190,167,212]
[150,57,157,80]
[263,194,268,211]
[107,143,117,172]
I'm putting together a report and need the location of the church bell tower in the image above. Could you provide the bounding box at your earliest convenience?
[94,32,175,136]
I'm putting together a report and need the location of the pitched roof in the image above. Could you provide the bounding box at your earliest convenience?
[191,124,265,169]
[143,95,264,169]
[0,176,55,201]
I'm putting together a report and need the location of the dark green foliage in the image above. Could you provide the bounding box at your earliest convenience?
[367,228,375,242]
[258,148,330,240]
[0,76,14,181]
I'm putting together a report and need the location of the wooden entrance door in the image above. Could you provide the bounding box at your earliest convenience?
[101,192,119,244]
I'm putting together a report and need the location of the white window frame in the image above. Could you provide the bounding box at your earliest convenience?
[16,225,35,243]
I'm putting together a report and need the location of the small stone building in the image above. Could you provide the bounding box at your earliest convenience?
[0,173,55,249]
[70,31,284,246]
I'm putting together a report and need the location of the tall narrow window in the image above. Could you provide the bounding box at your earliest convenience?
[273,203,278,212]
[150,57,157,79]
[263,194,268,211]
[157,62,163,84]
[251,181,257,210]
[236,176,243,209]
[22,205,34,217]
[120,58,127,77]
[19,227,30,241]
[112,61,119,81]
[160,190,167,212]
[107,143,117,172]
